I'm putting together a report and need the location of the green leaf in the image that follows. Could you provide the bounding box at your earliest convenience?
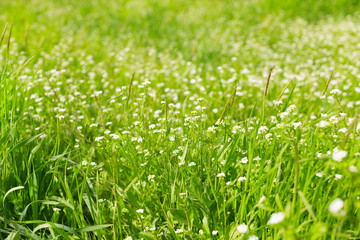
[77,224,112,233]
[170,209,188,224]
[5,231,20,240]
[139,232,156,239]
[3,186,24,208]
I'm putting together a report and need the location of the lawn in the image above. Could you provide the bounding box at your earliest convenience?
[1,0,360,239]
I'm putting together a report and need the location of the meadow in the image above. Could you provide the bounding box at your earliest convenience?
[1,0,360,239]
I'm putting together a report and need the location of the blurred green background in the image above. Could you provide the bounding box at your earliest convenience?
[1,0,360,63]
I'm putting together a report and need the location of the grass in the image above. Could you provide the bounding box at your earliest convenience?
[0,0,360,239]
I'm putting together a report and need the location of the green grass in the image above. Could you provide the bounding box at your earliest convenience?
[0,0,360,239]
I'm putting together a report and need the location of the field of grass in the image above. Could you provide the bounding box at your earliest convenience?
[1,0,360,239]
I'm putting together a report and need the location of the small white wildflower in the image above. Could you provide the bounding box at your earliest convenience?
[212,230,218,235]
[136,209,144,214]
[95,136,105,142]
[249,235,259,240]
[147,175,155,181]
[175,229,183,234]
[316,172,324,178]
[330,89,341,95]
[334,174,342,180]
[258,126,268,134]
[217,172,225,178]
[292,122,302,129]
[237,176,246,182]
[258,196,266,204]
[269,212,285,225]
[188,162,196,167]
[207,126,217,133]
[328,198,344,215]
[241,157,248,164]
[199,229,204,235]
[329,116,338,124]
[125,237,133,240]
[317,120,329,128]
[338,128,347,133]
[215,119,224,126]
[273,100,283,106]
[265,133,272,140]
[237,224,248,234]
[349,165,358,173]
[332,150,347,162]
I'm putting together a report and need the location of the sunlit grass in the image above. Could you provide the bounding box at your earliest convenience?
[0,0,360,239]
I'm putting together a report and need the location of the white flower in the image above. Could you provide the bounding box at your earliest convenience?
[188,162,196,167]
[254,156,261,161]
[349,165,358,173]
[125,237,133,240]
[95,136,105,142]
[258,126,268,134]
[212,230,218,235]
[328,198,344,214]
[258,196,266,204]
[136,209,144,214]
[199,229,204,235]
[241,157,248,164]
[147,175,155,181]
[316,172,324,177]
[269,212,285,225]
[332,150,347,162]
[217,172,226,178]
[334,174,342,180]
[317,120,329,128]
[175,229,183,234]
[292,122,302,129]
[330,89,341,95]
[249,235,259,240]
[237,224,248,234]
[207,126,217,133]
[273,100,283,106]
[237,176,246,182]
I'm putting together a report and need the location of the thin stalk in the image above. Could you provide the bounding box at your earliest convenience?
[264,66,275,97]
[322,70,334,96]
[292,140,300,213]
[0,23,8,48]
[262,66,275,123]
[126,72,135,108]
[6,24,12,58]
[341,111,359,149]
[277,79,292,101]
[218,84,237,123]
[335,96,345,113]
